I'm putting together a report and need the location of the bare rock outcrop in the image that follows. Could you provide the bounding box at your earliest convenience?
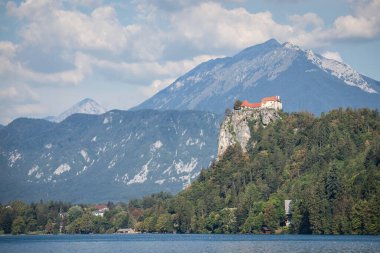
[217,109,280,158]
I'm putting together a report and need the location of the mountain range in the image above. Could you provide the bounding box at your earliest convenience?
[45,98,106,123]
[1,38,380,203]
[0,110,220,203]
[134,39,380,114]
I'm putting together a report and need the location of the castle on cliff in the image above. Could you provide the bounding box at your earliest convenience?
[240,96,282,111]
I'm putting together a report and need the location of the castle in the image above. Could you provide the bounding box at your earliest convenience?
[240,96,282,111]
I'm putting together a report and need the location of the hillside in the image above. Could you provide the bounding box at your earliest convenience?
[131,108,380,234]
[134,39,380,115]
[0,110,220,203]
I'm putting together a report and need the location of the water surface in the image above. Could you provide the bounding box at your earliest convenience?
[0,234,379,253]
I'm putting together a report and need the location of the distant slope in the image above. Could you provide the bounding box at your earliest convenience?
[46,98,107,122]
[134,39,380,115]
[0,110,221,203]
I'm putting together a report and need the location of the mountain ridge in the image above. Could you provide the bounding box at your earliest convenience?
[0,109,221,203]
[46,98,107,123]
[133,39,380,115]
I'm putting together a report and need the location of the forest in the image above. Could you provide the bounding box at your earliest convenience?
[1,108,379,235]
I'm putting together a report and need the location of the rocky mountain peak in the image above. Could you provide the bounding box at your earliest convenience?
[134,39,380,115]
[47,98,107,123]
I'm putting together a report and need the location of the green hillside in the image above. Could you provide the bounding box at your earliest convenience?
[1,108,379,235]
[131,108,380,234]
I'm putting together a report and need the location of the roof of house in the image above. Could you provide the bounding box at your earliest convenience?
[240,96,280,109]
[241,100,261,108]
[94,204,108,211]
[261,96,280,103]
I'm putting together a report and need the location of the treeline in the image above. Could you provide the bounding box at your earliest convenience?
[0,200,136,235]
[130,108,380,234]
[1,108,379,235]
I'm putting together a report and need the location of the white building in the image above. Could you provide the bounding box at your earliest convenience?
[261,96,283,110]
[285,200,292,226]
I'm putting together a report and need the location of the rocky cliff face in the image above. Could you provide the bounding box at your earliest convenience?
[217,109,280,158]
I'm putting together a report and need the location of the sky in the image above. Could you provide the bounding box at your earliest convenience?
[0,0,379,125]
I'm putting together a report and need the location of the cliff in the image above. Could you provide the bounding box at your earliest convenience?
[217,108,280,158]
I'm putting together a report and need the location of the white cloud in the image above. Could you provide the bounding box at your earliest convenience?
[139,78,176,97]
[167,1,380,51]
[0,83,39,104]
[170,2,293,50]
[322,51,343,62]
[1,0,380,124]
[0,41,19,57]
[316,0,380,42]
[0,43,90,85]
[7,1,133,53]
[0,99,47,125]
[289,13,324,30]
[75,52,221,84]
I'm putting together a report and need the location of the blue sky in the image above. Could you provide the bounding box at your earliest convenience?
[0,0,379,124]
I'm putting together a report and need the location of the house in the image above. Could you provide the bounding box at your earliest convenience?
[239,96,282,110]
[116,228,139,234]
[261,96,282,110]
[92,204,109,217]
[241,100,261,109]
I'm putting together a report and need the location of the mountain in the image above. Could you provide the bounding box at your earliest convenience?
[0,110,220,203]
[46,98,107,122]
[134,39,380,115]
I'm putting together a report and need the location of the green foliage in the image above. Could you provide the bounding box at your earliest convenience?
[11,216,26,235]
[132,108,380,235]
[68,206,83,223]
[0,108,379,235]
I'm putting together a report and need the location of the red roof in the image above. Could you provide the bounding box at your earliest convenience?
[261,96,280,103]
[241,100,261,108]
[241,100,252,107]
[240,96,280,109]
[94,204,108,210]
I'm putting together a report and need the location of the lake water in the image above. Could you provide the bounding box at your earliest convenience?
[0,234,379,253]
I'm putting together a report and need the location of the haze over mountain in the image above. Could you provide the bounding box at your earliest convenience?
[2,39,380,204]
[134,39,380,114]
[45,98,107,123]
[0,110,220,203]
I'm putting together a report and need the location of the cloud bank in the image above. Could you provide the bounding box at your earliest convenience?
[0,0,379,124]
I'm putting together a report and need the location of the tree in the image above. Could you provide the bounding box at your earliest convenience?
[325,165,341,201]
[45,219,59,234]
[143,216,157,232]
[68,206,83,223]
[0,208,14,234]
[11,216,26,235]
[205,211,222,233]
[77,213,95,234]
[220,208,237,233]
[26,218,38,232]
[113,211,130,229]
[234,99,242,110]
[156,213,173,233]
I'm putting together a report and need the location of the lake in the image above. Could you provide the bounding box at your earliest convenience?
[0,234,379,253]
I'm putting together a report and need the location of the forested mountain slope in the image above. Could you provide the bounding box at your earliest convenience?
[131,108,380,234]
